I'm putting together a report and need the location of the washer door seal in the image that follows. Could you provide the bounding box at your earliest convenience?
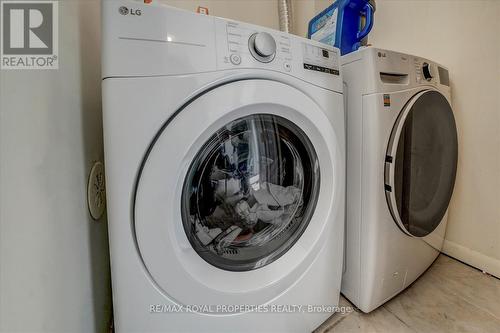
[181,113,320,272]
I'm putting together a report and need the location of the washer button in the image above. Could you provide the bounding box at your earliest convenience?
[283,62,291,72]
[230,54,241,65]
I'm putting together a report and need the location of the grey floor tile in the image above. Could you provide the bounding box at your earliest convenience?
[425,255,500,320]
[378,256,500,333]
[316,255,500,333]
[327,307,416,333]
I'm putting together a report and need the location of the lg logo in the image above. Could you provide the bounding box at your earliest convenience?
[119,6,142,16]
[118,6,129,15]
[1,1,58,69]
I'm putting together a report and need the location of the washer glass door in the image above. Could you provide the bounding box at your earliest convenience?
[386,90,458,237]
[182,114,319,271]
[133,79,340,307]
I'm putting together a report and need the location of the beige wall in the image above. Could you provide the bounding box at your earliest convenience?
[291,0,330,37]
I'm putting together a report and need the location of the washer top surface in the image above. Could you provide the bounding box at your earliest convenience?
[102,0,343,93]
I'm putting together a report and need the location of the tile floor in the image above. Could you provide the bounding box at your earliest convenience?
[315,255,500,333]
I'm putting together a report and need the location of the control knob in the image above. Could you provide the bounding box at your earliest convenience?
[249,32,276,63]
[422,62,434,81]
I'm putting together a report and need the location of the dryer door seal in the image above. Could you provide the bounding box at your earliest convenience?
[385,90,458,237]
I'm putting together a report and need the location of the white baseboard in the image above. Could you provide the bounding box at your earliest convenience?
[442,239,500,279]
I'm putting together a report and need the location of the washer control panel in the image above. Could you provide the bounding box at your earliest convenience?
[214,18,341,88]
[302,43,339,75]
[219,20,293,68]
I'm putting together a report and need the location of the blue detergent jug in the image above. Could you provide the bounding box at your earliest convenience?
[308,0,375,55]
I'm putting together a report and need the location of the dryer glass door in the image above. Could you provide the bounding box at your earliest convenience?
[385,90,458,237]
[181,114,320,271]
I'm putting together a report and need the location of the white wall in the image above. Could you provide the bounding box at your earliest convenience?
[0,1,112,332]
[307,0,500,277]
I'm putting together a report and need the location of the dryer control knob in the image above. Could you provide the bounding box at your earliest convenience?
[422,62,434,81]
[249,32,276,63]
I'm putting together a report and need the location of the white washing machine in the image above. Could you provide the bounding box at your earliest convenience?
[341,48,458,312]
[102,1,345,332]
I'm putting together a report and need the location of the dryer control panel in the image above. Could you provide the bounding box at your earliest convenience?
[340,48,451,97]
[413,58,449,86]
[414,57,450,87]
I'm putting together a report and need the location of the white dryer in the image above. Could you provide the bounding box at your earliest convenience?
[341,48,458,312]
[102,1,346,332]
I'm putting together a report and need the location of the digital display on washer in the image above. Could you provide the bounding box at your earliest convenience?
[303,63,339,75]
[302,43,339,75]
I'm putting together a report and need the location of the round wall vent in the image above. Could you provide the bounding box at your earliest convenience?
[87,161,106,221]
